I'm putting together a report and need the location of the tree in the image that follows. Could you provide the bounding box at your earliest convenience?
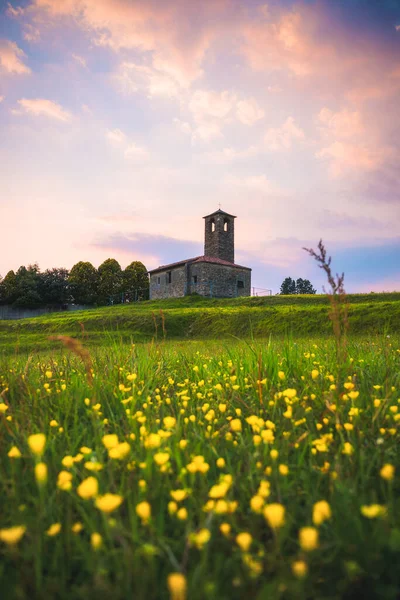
[0,270,17,305]
[13,264,42,308]
[296,278,317,295]
[39,268,70,306]
[280,276,317,295]
[69,261,99,305]
[123,261,149,301]
[97,258,123,305]
[280,277,297,295]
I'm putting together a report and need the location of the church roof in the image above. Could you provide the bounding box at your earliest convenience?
[203,208,237,219]
[148,255,251,274]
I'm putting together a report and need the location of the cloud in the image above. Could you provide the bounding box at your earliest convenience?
[23,24,41,42]
[28,0,228,88]
[236,97,265,126]
[93,232,202,267]
[0,96,4,103]
[396,25,400,32]
[72,53,87,68]
[115,62,182,98]
[264,116,304,151]
[315,141,387,178]
[106,128,126,144]
[0,40,31,74]
[201,145,259,163]
[224,174,284,195]
[15,98,71,121]
[317,108,364,139]
[124,143,149,160]
[6,3,25,17]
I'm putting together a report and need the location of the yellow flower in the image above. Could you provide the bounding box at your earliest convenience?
[0,403,9,413]
[311,369,319,380]
[270,449,279,460]
[380,464,395,481]
[299,527,319,551]
[250,495,264,513]
[170,490,188,502]
[279,464,289,476]
[278,371,285,380]
[136,501,151,522]
[163,416,176,429]
[0,525,26,545]
[360,504,387,519]
[236,532,252,552]
[95,494,123,513]
[179,440,188,449]
[71,522,83,533]
[80,446,92,454]
[209,483,230,499]
[57,470,73,491]
[168,501,178,514]
[8,446,22,458]
[292,560,308,578]
[45,370,52,379]
[77,476,98,499]
[46,523,61,537]
[109,442,131,460]
[218,403,227,413]
[282,388,297,398]
[102,434,119,449]
[230,419,242,433]
[61,455,74,468]
[220,523,231,537]
[342,442,354,455]
[154,452,170,466]
[144,433,162,449]
[167,572,187,600]
[91,532,102,550]
[49,420,58,427]
[177,507,188,520]
[84,461,103,471]
[312,500,331,526]
[28,433,46,456]
[263,503,285,529]
[35,462,48,484]
[216,457,225,468]
[190,528,210,549]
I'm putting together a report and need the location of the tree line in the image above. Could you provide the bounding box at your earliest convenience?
[279,277,317,295]
[0,259,149,308]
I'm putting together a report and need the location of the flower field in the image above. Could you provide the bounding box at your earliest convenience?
[0,336,399,599]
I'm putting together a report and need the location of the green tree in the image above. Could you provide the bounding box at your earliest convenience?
[0,270,18,305]
[296,278,317,294]
[97,258,123,305]
[39,268,70,306]
[69,261,98,305]
[280,277,297,295]
[123,261,149,301]
[13,264,42,308]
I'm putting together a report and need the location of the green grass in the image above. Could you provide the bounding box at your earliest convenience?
[0,333,400,599]
[1,292,400,355]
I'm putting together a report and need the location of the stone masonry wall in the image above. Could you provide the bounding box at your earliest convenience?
[149,265,187,299]
[187,262,251,298]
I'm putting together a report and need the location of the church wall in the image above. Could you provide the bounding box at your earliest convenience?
[187,263,251,298]
[149,265,187,299]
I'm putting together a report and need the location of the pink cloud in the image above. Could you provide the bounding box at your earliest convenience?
[15,98,71,121]
[264,116,304,151]
[0,39,31,74]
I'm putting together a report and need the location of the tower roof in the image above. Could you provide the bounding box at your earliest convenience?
[203,208,237,219]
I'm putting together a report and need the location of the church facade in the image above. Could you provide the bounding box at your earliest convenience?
[148,209,251,299]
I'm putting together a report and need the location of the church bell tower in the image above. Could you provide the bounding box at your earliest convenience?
[203,209,236,263]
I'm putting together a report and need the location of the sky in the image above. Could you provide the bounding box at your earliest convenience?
[0,0,400,294]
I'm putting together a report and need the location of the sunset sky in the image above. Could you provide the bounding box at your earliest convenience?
[1,0,400,293]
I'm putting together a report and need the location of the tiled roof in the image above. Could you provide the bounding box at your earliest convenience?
[148,255,251,274]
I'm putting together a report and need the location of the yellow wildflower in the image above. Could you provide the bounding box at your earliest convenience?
[77,476,98,499]
[380,464,395,481]
[0,403,9,413]
[27,433,46,456]
[170,490,188,502]
[8,446,22,458]
[360,504,387,519]
[311,369,319,380]
[95,494,123,513]
[109,442,131,460]
[292,560,308,578]
[163,416,176,429]
[312,500,331,526]
[190,528,210,549]
[57,470,73,491]
[220,523,231,537]
[299,527,319,551]
[136,501,151,522]
[0,525,26,545]
[279,464,289,476]
[167,572,187,600]
[46,523,61,537]
[91,532,102,550]
[154,452,170,466]
[236,532,252,552]
[102,434,119,449]
[263,503,285,529]
[35,462,47,484]
[230,419,242,433]
[71,522,83,533]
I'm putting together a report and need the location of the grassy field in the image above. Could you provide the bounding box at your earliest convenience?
[0,292,400,355]
[0,294,400,599]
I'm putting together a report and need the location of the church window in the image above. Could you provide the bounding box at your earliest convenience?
[192,275,198,284]
[167,271,172,284]
[211,219,215,232]
[237,280,244,288]
[224,219,228,232]
[157,276,161,285]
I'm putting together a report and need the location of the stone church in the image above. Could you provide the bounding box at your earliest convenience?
[148,209,251,299]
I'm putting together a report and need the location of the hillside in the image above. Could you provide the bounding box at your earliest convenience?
[0,292,399,354]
